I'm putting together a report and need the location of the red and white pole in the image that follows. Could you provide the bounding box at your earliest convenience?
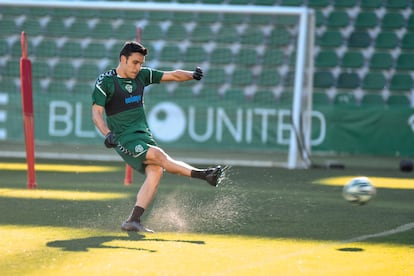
[20,31,37,189]
[124,165,133,186]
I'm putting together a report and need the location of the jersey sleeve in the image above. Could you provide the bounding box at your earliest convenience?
[138,67,164,86]
[92,72,112,106]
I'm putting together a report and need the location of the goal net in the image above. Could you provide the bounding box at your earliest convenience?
[0,1,314,169]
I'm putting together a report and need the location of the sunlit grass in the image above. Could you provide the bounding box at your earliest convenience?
[314,176,414,189]
[0,188,128,201]
[0,225,412,275]
[0,163,120,173]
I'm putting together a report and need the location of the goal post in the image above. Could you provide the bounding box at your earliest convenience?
[1,0,315,170]
[291,8,315,169]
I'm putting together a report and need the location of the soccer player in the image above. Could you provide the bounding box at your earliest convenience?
[92,41,222,233]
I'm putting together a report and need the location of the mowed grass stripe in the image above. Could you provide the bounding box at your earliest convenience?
[0,188,128,201]
[0,162,120,173]
[0,226,413,275]
[314,176,414,190]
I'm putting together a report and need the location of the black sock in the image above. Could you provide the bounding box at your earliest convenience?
[191,169,207,180]
[127,206,145,222]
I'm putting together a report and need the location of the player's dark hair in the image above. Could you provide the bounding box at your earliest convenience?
[119,41,148,60]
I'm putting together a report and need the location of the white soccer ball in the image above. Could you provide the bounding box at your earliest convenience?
[343,177,376,205]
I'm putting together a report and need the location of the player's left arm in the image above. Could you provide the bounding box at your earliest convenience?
[161,67,203,82]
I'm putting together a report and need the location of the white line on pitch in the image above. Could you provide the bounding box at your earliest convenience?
[341,222,414,244]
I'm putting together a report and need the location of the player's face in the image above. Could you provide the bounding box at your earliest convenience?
[120,52,145,79]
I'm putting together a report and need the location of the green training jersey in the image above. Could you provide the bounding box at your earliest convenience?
[92,67,164,136]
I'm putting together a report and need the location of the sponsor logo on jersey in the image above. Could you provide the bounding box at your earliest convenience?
[125,95,142,104]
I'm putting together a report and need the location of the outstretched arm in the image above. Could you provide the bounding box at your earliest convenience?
[161,67,203,82]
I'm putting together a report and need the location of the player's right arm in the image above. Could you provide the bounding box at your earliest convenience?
[92,104,116,148]
[92,73,111,137]
[92,104,110,137]
[92,70,117,148]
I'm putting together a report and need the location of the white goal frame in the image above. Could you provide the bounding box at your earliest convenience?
[1,0,315,169]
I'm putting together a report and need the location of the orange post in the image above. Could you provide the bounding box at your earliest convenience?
[124,165,133,185]
[20,32,37,189]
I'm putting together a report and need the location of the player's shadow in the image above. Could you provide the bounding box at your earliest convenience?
[46,232,205,252]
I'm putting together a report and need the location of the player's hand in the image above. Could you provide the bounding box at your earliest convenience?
[193,67,203,80]
[104,132,117,148]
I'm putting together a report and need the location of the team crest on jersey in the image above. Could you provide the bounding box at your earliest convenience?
[135,145,144,153]
[125,84,133,93]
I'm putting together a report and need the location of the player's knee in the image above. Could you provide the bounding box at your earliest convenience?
[153,165,164,176]
[147,146,168,164]
[145,164,164,179]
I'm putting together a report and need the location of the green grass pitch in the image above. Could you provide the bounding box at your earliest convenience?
[0,157,413,275]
